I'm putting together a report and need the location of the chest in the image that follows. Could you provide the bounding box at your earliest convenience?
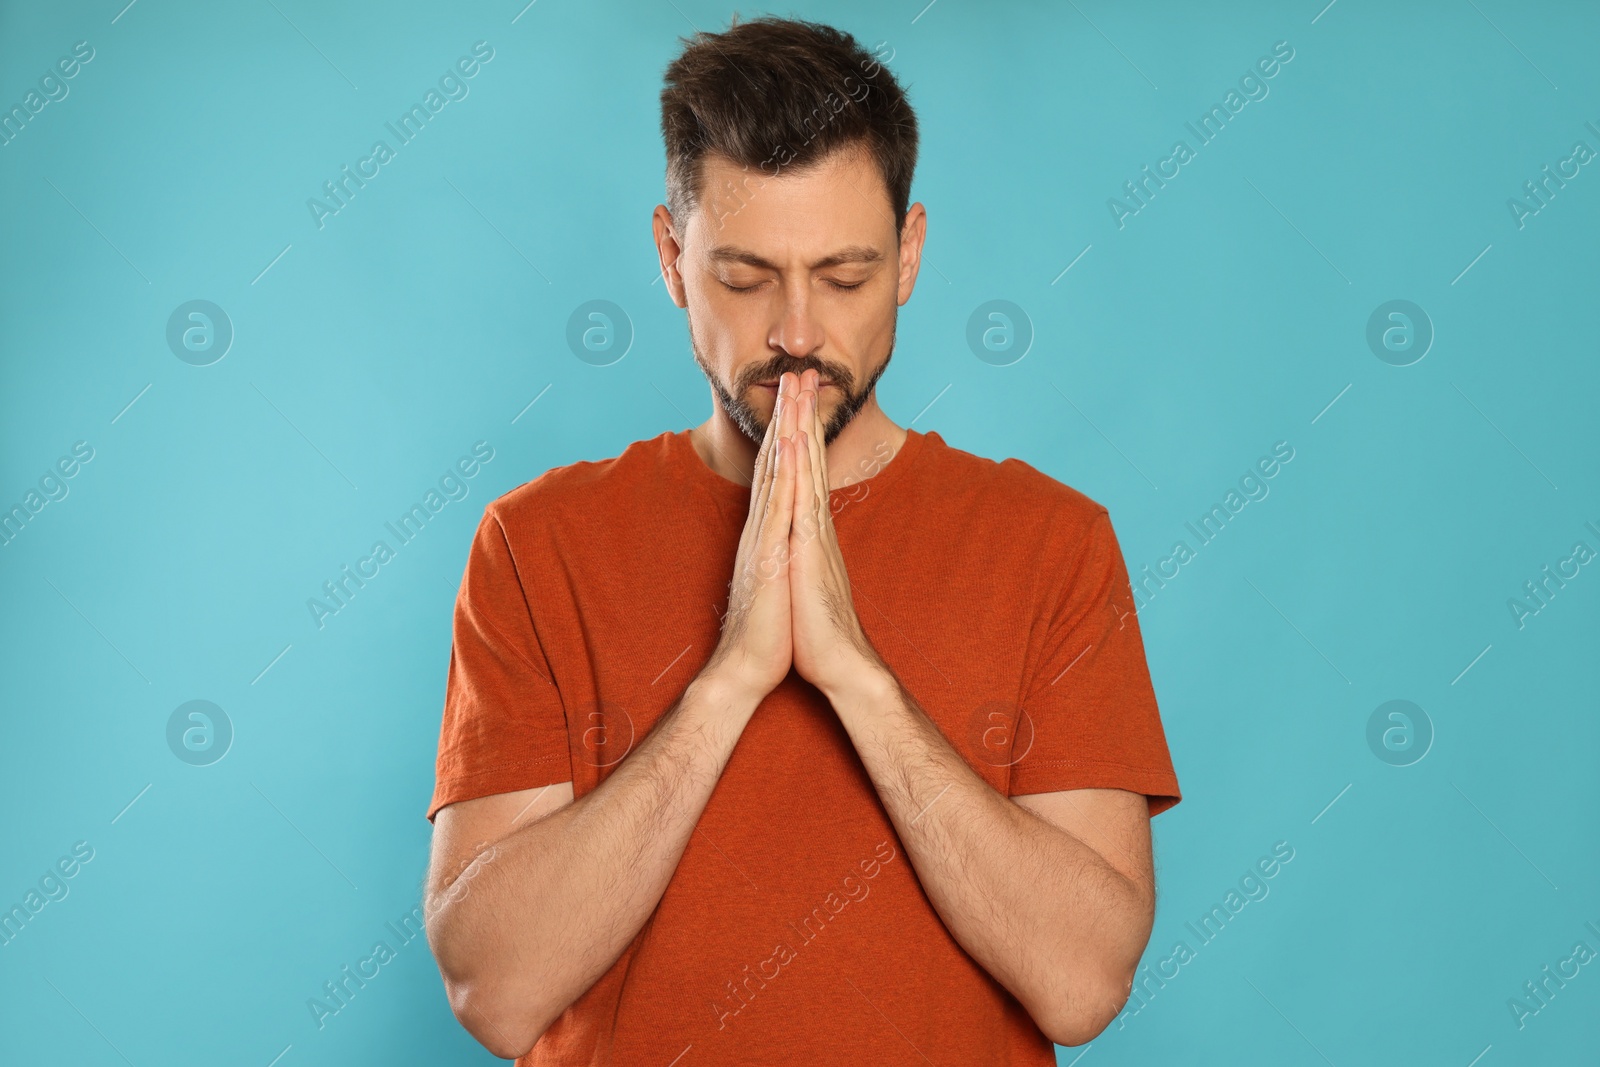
[534,498,1047,806]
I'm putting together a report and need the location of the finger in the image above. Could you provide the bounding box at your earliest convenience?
[749,373,798,531]
[750,386,785,501]
[780,370,799,441]
[751,388,785,523]
[745,437,781,590]
[763,435,797,577]
[802,382,828,506]
[752,372,798,543]
[755,369,799,492]
[764,373,799,548]
[793,426,815,551]
[796,386,825,536]
[733,385,789,610]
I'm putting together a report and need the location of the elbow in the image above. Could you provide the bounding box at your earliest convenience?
[426,890,565,1059]
[428,908,553,1058]
[441,966,560,1062]
[1042,878,1154,1045]
[1034,967,1136,1048]
[1040,1000,1119,1049]
[444,975,549,1060]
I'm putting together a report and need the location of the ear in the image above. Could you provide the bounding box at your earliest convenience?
[895,202,927,307]
[652,205,689,309]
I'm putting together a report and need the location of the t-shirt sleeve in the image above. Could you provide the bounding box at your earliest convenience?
[427,503,573,823]
[1007,506,1182,817]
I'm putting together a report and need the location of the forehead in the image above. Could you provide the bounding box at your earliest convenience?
[689,146,894,259]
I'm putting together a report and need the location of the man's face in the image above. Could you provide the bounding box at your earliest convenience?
[662,145,915,446]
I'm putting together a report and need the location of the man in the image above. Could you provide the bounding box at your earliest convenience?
[424,15,1180,1065]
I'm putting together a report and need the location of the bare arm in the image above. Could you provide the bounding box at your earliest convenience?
[425,668,759,1057]
[424,377,806,1058]
[825,664,1155,1047]
[780,368,1155,1046]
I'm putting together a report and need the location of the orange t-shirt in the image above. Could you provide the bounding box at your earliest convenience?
[428,427,1181,1065]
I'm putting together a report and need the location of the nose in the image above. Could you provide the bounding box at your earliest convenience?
[767,278,825,361]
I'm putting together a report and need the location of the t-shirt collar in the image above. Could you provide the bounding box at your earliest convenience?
[669,424,930,512]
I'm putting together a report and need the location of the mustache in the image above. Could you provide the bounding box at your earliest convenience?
[737,356,854,392]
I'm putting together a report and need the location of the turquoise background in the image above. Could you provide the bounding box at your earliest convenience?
[2,0,1596,1063]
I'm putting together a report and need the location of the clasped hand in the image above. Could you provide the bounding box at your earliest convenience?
[709,369,879,702]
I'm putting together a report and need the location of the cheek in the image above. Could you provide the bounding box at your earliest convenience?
[699,295,760,349]
[839,316,893,374]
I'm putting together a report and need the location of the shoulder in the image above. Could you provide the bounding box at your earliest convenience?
[482,431,675,533]
[919,430,1110,532]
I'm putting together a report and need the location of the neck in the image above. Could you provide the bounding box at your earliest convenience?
[690,391,908,491]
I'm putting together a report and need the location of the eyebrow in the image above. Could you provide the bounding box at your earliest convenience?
[706,244,884,271]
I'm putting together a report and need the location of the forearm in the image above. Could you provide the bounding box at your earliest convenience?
[824,660,1150,1045]
[427,668,758,1054]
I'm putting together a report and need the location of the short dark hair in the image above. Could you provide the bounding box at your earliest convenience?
[660,15,919,237]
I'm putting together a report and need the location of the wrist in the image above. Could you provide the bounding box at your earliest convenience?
[817,649,897,711]
[690,663,770,717]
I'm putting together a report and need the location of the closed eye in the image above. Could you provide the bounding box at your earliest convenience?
[719,278,865,293]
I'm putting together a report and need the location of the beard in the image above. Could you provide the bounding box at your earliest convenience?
[688,312,895,447]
